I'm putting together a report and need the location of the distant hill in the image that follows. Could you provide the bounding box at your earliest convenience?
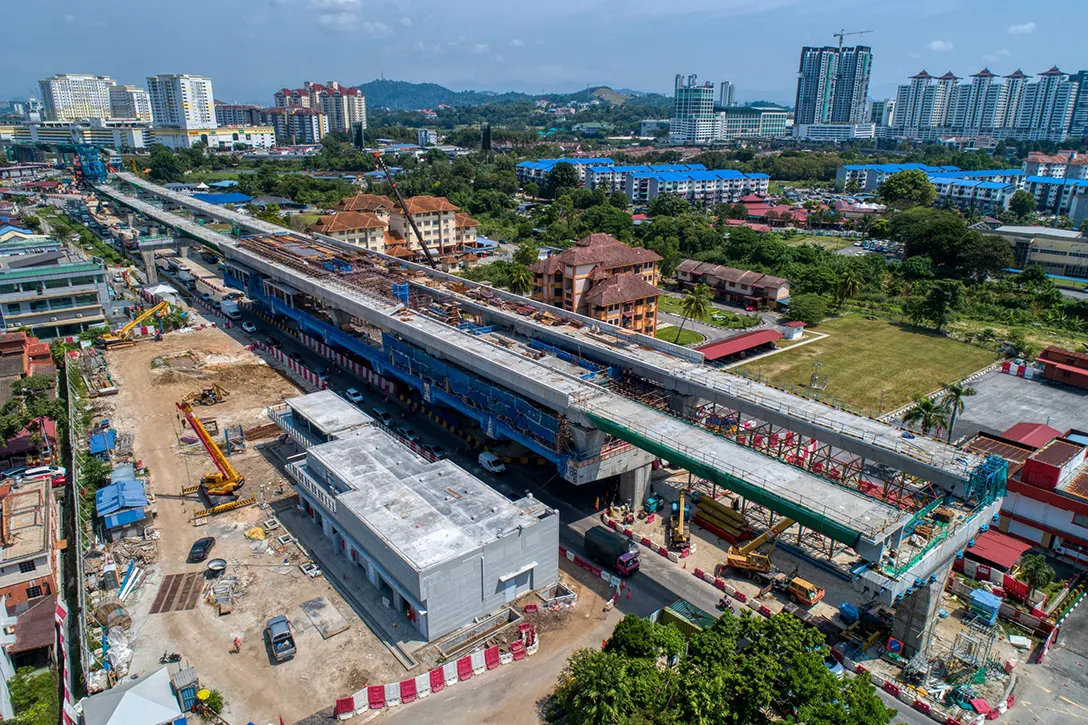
[356,79,669,110]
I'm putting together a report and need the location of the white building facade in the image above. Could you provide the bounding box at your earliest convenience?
[108,85,153,122]
[147,74,217,131]
[38,73,115,121]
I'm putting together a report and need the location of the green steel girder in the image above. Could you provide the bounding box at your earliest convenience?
[586,411,864,548]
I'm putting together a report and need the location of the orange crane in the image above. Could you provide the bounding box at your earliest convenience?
[177,401,244,497]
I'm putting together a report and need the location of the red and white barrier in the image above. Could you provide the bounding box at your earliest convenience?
[297,332,397,396]
[1000,361,1037,379]
[334,634,538,719]
[254,342,328,391]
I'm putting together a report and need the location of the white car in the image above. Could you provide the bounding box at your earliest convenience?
[478,452,506,474]
[344,388,364,404]
[241,321,257,333]
[21,465,66,481]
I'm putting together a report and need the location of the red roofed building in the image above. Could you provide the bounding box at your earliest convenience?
[676,259,790,309]
[964,529,1033,572]
[317,193,478,258]
[273,80,365,134]
[695,328,782,363]
[1037,347,1088,389]
[529,233,662,335]
[1001,422,1062,449]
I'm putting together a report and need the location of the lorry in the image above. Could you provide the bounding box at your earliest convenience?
[265,616,296,662]
[584,526,640,576]
[220,299,241,320]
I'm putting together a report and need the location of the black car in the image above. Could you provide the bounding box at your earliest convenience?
[288,351,305,364]
[187,537,216,563]
[265,336,282,349]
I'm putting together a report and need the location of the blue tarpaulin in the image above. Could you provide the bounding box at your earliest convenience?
[96,479,148,517]
[110,463,135,483]
[191,192,253,205]
[104,508,147,530]
[88,429,117,455]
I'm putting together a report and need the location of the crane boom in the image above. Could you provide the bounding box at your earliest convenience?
[734,517,795,556]
[832,28,872,51]
[98,301,172,347]
[177,401,243,494]
[371,152,438,269]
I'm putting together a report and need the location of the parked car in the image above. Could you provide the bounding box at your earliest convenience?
[421,442,448,459]
[288,351,305,364]
[265,616,297,662]
[824,656,845,680]
[396,425,419,442]
[0,466,29,481]
[241,321,257,333]
[478,451,506,474]
[21,465,66,481]
[265,336,281,348]
[187,537,216,563]
[371,408,394,426]
[344,388,364,404]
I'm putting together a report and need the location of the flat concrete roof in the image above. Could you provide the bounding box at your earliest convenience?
[285,390,371,436]
[306,427,547,572]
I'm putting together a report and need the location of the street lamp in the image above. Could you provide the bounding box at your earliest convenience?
[879,386,886,413]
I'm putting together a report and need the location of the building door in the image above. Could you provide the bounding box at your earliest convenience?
[503,578,517,603]
[514,570,533,597]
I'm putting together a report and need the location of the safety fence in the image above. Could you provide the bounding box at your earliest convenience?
[1000,360,1041,379]
[334,625,539,718]
[296,331,398,396]
[602,516,694,562]
[253,342,328,391]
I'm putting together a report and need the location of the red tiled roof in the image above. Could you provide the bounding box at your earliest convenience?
[784,321,805,328]
[454,212,479,228]
[965,529,1033,570]
[336,194,393,212]
[399,196,459,214]
[533,233,661,270]
[1001,422,1062,449]
[695,329,782,361]
[582,273,661,307]
[310,211,386,234]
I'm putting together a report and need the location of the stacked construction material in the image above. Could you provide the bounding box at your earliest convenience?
[692,496,754,544]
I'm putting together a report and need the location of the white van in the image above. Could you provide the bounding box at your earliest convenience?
[478,452,506,474]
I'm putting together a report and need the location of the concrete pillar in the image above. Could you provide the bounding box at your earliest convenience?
[392,590,403,612]
[179,244,189,259]
[668,393,701,418]
[126,213,135,227]
[141,251,158,283]
[890,559,954,657]
[148,224,158,236]
[328,307,353,329]
[366,560,378,586]
[619,463,652,507]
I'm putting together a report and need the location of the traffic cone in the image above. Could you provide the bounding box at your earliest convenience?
[626,589,632,600]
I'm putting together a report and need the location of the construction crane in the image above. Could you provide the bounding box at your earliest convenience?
[724,517,796,574]
[73,145,108,185]
[833,28,872,51]
[370,152,439,269]
[669,490,690,549]
[97,300,172,348]
[177,401,245,497]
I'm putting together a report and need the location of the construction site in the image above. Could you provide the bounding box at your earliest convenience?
[82,173,1035,722]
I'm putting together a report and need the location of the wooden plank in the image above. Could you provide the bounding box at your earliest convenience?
[173,572,200,612]
[181,573,204,611]
[150,574,181,615]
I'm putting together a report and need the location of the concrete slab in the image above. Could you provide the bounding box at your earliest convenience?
[285,390,372,436]
[949,371,1088,440]
[300,596,350,639]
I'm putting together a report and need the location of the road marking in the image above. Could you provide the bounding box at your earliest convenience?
[1061,696,1088,713]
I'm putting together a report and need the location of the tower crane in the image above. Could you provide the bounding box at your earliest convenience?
[833,29,872,51]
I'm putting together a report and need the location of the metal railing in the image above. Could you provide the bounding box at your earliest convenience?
[285,461,338,514]
[64,360,93,682]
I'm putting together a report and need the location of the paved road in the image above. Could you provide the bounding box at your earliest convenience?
[1005,603,1088,724]
[1059,287,1088,300]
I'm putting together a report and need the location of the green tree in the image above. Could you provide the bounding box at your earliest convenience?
[674,284,712,342]
[1009,190,1037,219]
[512,241,540,267]
[507,265,533,295]
[903,396,949,436]
[147,145,184,183]
[890,207,968,270]
[524,181,540,199]
[609,190,629,209]
[940,381,977,442]
[960,232,1014,282]
[1018,553,1055,599]
[835,264,865,310]
[546,162,580,198]
[901,255,935,281]
[918,279,966,332]
[8,666,57,725]
[878,169,937,209]
[648,193,691,217]
[786,293,829,326]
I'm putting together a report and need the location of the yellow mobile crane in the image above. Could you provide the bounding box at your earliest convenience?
[670,490,690,549]
[724,517,796,575]
[97,300,172,348]
[178,401,255,516]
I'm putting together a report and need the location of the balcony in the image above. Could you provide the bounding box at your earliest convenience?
[285,460,338,514]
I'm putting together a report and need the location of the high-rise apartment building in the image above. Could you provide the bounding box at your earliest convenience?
[718,81,736,108]
[214,102,262,127]
[890,66,1081,142]
[794,45,872,126]
[38,74,115,121]
[108,84,153,122]
[1068,70,1088,141]
[669,74,716,144]
[146,74,216,130]
[273,81,366,134]
[869,99,896,126]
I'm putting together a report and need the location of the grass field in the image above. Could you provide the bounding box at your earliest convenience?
[656,326,706,346]
[786,235,857,251]
[660,295,760,329]
[733,315,999,412]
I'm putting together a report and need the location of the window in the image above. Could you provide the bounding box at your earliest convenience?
[25,585,42,599]
[19,560,36,573]
[1075,513,1088,529]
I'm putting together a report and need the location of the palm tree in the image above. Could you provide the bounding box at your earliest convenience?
[674,284,712,342]
[939,382,977,442]
[507,266,533,295]
[903,396,949,437]
[1018,553,1055,601]
[835,265,865,310]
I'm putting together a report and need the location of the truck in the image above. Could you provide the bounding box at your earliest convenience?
[220,299,241,320]
[265,616,296,662]
[584,526,640,576]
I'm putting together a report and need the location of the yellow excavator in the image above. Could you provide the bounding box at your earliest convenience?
[183,384,230,406]
[178,400,254,517]
[724,517,796,575]
[97,300,172,349]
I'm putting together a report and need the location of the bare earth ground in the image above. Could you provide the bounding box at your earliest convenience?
[105,328,406,723]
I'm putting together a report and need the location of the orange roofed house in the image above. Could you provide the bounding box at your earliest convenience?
[311,193,479,259]
[529,233,662,335]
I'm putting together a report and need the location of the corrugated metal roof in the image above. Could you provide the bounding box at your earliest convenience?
[966,530,1032,570]
[694,329,783,362]
[104,507,146,530]
[95,479,148,517]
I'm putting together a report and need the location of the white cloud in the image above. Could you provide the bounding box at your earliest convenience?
[509,38,524,47]
[473,43,489,54]
[927,40,953,52]
[317,11,357,28]
[493,54,506,63]
[363,21,390,37]
[310,0,359,7]
[62,13,76,22]
[400,17,412,26]
[1007,21,1035,35]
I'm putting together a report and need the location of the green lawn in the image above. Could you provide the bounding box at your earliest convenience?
[786,235,857,252]
[733,315,999,413]
[289,212,321,231]
[660,295,760,329]
[656,326,706,346]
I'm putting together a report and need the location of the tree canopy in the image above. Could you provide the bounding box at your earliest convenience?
[878,170,938,209]
[549,612,896,725]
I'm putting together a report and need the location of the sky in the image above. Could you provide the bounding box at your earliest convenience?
[2,0,1084,106]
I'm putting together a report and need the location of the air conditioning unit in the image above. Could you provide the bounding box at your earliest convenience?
[77,313,83,318]
[50,317,57,322]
